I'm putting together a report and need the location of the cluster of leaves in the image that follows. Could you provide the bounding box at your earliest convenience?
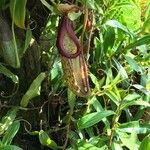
[0,0,150,150]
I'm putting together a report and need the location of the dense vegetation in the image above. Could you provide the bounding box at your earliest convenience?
[0,0,150,150]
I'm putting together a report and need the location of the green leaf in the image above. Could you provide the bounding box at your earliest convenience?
[23,27,32,54]
[0,107,18,135]
[74,138,105,150]
[119,1,141,31]
[105,20,133,37]
[20,72,46,107]
[85,0,96,10]
[0,145,22,150]
[117,130,140,150]
[111,142,123,150]
[89,96,103,112]
[110,72,121,86]
[103,27,115,54]
[51,62,62,80]
[142,18,150,33]
[10,0,27,28]
[68,12,82,21]
[89,96,110,128]
[89,136,108,148]
[145,1,150,19]
[124,92,140,101]
[2,121,20,145]
[77,111,114,129]
[99,145,108,150]
[0,14,20,68]
[139,134,150,150]
[121,99,150,110]
[118,121,150,134]
[1,40,20,68]
[77,142,100,150]
[0,64,19,83]
[125,35,150,49]
[105,91,119,106]
[125,56,143,73]
[39,130,58,149]
[26,130,39,136]
[68,89,76,112]
[113,57,128,79]
[132,84,150,96]
[40,0,53,12]
[89,73,100,90]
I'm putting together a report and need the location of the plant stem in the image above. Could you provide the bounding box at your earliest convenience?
[63,110,73,150]
[63,123,70,150]
[108,100,123,149]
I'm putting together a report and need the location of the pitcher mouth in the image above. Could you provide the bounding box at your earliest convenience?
[56,16,81,58]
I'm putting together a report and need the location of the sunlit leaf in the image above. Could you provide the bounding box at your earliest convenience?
[142,18,150,33]
[105,69,113,85]
[113,57,128,79]
[20,72,46,107]
[10,0,27,28]
[77,111,114,129]
[121,99,150,109]
[85,0,96,10]
[39,130,58,149]
[139,134,150,150]
[0,64,19,83]
[119,1,141,30]
[111,142,123,150]
[89,73,100,90]
[105,91,119,106]
[118,121,150,134]
[117,130,140,150]
[110,72,121,86]
[144,1,150,19]
[2,121,20,145]
[40,0,53,12]
[68,12,82,21]
[125,35,150,49]
[132,84,150,96]
[125,56,143,73]
[0,107,18,135]
[89,96,110,128]
[123,92,140,101]
[75,138,105,150]
[105,20,134,37]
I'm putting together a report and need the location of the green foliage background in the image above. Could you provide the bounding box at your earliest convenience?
[0,0,150,150]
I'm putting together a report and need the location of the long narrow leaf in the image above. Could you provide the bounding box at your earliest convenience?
[20,72,46,107]
[105,20,134,37]
[0,64,19,83]
[0,145,22,150]
[125,35,150,49]
[77,111,114,129]
[10,0,27,28]
[2,121,20,145]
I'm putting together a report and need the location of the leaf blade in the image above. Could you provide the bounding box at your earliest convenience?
[10,0,27,29]
[20,72,46,107]
[77,111,114,129]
